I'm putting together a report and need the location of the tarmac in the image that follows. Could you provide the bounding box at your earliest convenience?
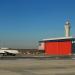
[0,58,75,75]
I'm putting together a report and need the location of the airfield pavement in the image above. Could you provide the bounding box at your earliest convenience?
[0,59,75,75]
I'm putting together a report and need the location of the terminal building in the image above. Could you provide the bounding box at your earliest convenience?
[39,19,75,56]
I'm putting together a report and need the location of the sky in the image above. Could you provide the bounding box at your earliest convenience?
[0,0,75,49]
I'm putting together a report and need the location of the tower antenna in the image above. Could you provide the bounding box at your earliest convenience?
[67,16,70,23]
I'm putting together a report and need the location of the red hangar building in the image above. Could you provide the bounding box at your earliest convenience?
[39,37,75,56]
[38,18,75,56]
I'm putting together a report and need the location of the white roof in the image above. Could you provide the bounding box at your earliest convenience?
[0,48,9,50]
[43,37,75,41]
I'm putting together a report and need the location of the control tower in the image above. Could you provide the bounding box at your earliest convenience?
[65,18,71,37]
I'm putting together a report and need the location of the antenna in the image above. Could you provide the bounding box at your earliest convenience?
[67,16,71,23]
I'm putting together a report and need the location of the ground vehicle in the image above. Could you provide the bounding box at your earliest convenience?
[0,48,19,56]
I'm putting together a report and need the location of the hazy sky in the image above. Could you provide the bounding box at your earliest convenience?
[0,0,75,49]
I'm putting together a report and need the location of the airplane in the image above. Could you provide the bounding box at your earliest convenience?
[0,48,19,56]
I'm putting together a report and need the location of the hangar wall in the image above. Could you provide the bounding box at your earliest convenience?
[44,40,72,55]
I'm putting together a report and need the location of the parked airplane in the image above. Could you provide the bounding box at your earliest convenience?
[0,48,19,56]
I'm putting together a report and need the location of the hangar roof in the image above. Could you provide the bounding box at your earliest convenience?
[40,37,75,42]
